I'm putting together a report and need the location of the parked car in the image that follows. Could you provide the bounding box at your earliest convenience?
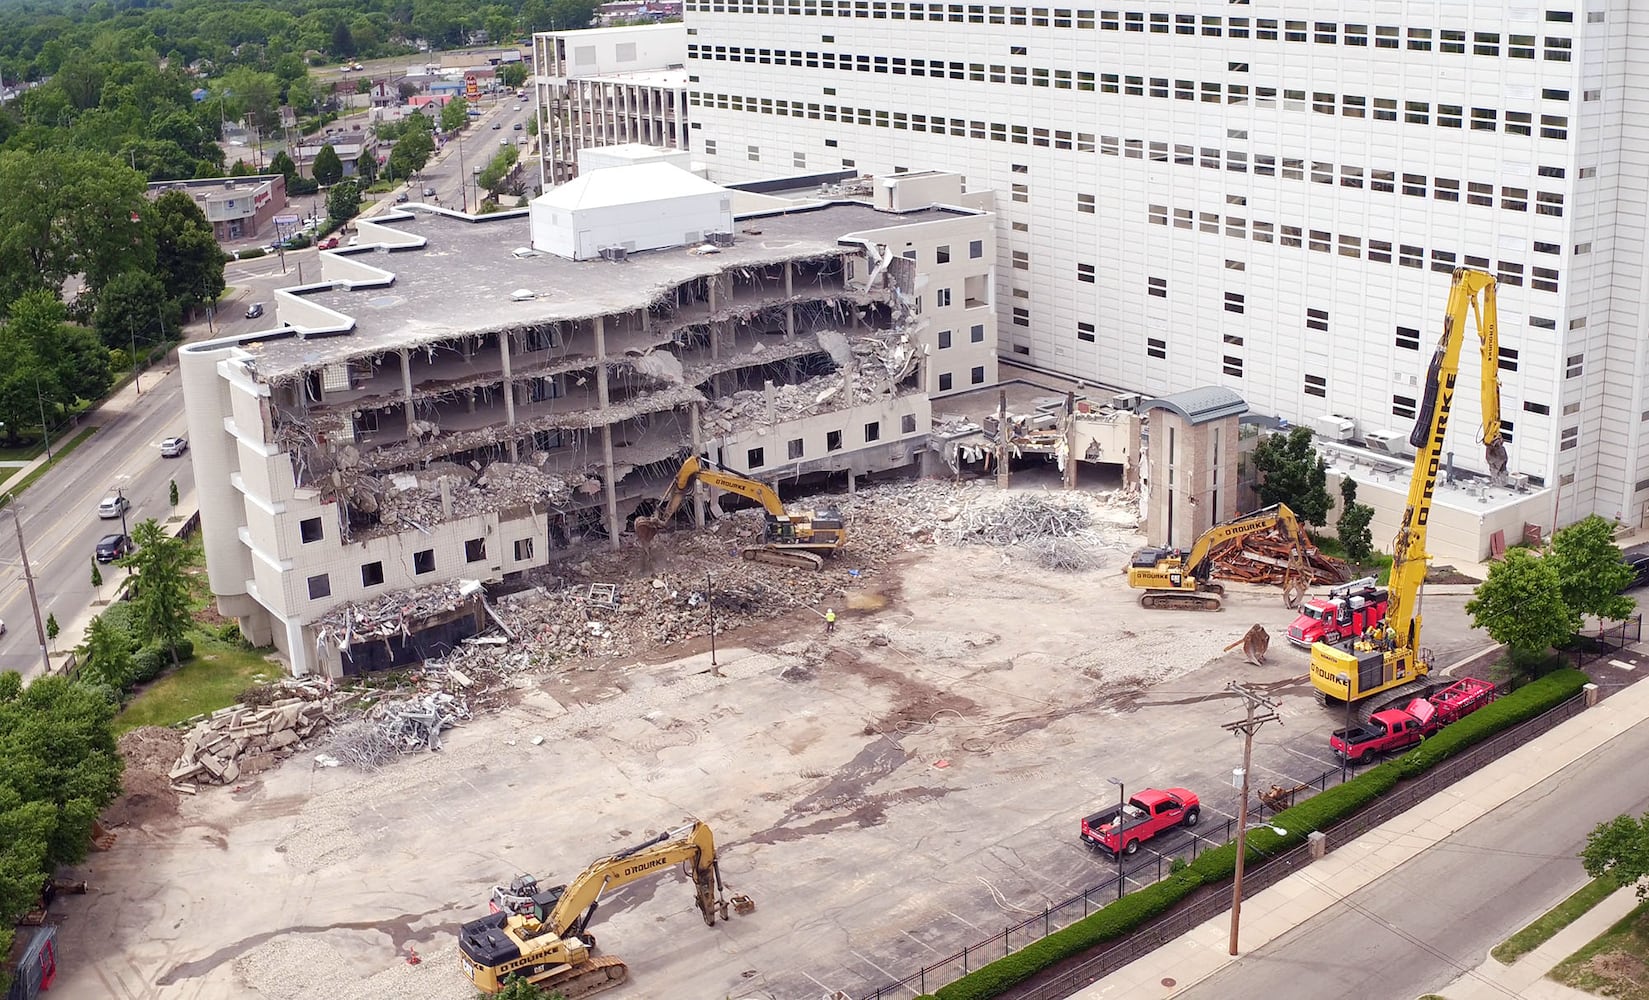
[492,121,502,130]
[1623,552,1649,592]
[396,192,409,203]
[1080,787,1200,856]
[317,236,340,250]
[97,494,129,520]
[423,186,437,196]
[159,436,189,458]
[513,122,523,130]
[517,136,528,145]
[96,533,132,563]
[245,302,265,319]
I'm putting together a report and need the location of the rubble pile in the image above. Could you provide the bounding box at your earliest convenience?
[169,682,342,788]
[706,333,920,430]
[349,462,587,530]
[325,692,468,770]
[314,578,485,653]
[1210,530,1350,586]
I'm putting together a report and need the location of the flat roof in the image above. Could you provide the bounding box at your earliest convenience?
[242,200,965,379]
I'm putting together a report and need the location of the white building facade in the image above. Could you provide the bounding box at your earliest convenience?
[683,3,1649,527]
[532,24,692,185]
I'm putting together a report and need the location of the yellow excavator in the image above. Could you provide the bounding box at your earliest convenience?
[458,819,745,997]
[634,455,847,570]
[1126,503,1312,611]
[1310,268,1508,713]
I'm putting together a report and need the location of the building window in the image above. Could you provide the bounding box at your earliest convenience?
[1566,353,1584,378]
[968,239,983,259]
[747,144,760,161]
[299,517,323,543]
[1393,394,1417,419]
[513,538,534,561]
[1076,192,1095,213]
[465,538,486,562]
[1498,346,1519,372]
[935,288,952,307]
[1560,426,1579,451]
[307,574,331,600]
[938,330,952,349]
[1305,373,1328,398]
[783,438,802,460]
[939,372,953,391]
[901,414,917,434]
[1077,263,1096,283]
[1223,355,1244,377]
[971,324,984,343]
[1011,307,1030,327]
[936,244,951,264]
[1147,337,1167,360]
[413,549,435,575]
[1077,322,1095,342]
[1225,291,1244,314]
[864,421,880,442]
[1148,276,1167,298]
[1524,401,1550,415]
[1306,307,1328,332]
[826,430,843,452]
[971,366,985,384]
[361,561,384,587]
[747,446,765,468]
[1396,326,1420,350]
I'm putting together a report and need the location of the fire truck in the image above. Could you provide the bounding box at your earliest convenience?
[1286,577,1390,649]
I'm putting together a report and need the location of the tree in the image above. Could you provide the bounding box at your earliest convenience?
[90,558,102,589]
[217,67,281,134]
[81,613,136,695]
[1583,812,1649,899]
[93,271,172,353]
[270,150,298,182]
[147,190,227,312]
[1335,478,1376,563]
[327,180,362,224]
[312,143,344,187]
[500,62,528,88]
[331,21,358,57]
[44,614,57,650]
[120,519,193,664]
[229,159,254,177]
[1465,547,1579,662]
[485,978,566,1000]
[440,97,469,133]
[1548,514,1636,622]
[1251,426,1333,526]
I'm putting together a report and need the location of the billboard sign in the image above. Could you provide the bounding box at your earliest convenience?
[465,73,481,100]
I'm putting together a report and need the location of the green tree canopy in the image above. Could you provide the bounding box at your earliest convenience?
[1252,426,1333,526]
[326,179,361,223]
[1583,812,1649,899]
[93,270,173,353]
[478,145,519,196]
[330,21,356,57]
[440,96,469,134]
[1335,477,1376,564]
[149,190,227,311]
[311,143,343,186]
[1548,514,1636,621]
[270,149,297,181]
[1465,547,1579,660]
[121,518,194,662]
[82,613,135,694]
[500,62,528,88]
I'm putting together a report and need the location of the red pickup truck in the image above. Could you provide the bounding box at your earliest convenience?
[1330,677,1497,763]
[1080,788,1201,855]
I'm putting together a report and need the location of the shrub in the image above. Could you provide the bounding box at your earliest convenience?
[131,646,166,684]
[1396,668,1588,776]
[170,636,195,661]
[237,247,267,260]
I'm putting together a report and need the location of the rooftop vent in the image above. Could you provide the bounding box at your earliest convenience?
[511,247,541,259]
[598,246,629,263]
[705,231,735,247]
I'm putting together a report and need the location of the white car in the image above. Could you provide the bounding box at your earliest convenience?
[159,436,189,458]
[97,494,130,519]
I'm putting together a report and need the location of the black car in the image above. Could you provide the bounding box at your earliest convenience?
[245,302,265,319]
[1624,553,1649,592]
[96,533,132,563]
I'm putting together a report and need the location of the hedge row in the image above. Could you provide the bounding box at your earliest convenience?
[923,669,1588,1000]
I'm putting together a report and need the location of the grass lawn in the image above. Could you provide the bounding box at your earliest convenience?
[1550,897,1649,999]
[1308,533,1395,585]
[114,631,278,734]
[1495,877,1619,964]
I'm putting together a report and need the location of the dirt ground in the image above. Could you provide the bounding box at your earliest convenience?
[52,493,1489,1000]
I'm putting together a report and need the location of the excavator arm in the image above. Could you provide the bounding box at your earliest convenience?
[1181,503,1305,581]
[546,821,725,938]
[643,455,787,535]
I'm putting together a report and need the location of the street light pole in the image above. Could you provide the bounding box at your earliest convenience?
[1108,776,1125,900]
[2,502,52,677]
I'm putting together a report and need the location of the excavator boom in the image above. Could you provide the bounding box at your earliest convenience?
[1310,268,1506,708]
[1127,503,1311,611]
[635,455,847,566]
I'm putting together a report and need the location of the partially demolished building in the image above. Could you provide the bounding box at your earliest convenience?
[180,164,996,676]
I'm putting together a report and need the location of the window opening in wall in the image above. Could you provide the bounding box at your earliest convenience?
[939,372,954,391]
[1223,355,1244,377]
[514,538,534,561]
[936,244,951,263]
[935,288,952,307]
[971,366,985,384]
[864,421,881,442]
[969,239,983,258]
[1306,307,1328,331]
[1077,263,1096,283]
[465,538,486,562]
[1147,337,1166,359]
[1148,276,1167,298]
[748,446,765,467]
[1566,353,1584,377]
[1396,326,1420,350]
[1225,291,1244,314]
[901,414,917,434]
[827,430,843,451]
[1077,321,1095,342]
[785,437,804,460]
[938,330,952,349]
[1305,373,1328,398]
[361,561,385,587]
[307,574,331,600]
[1499,346,1519,372]
[414,549,435,575]
[300,517,323,543]
[1560,425,1579,451]
[1393,394,1417,419]
[971,324,984,343]
[1524,401,1550,415]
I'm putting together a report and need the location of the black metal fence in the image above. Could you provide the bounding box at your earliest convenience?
[1566,615,1642,669]
[856,690,1592,1000]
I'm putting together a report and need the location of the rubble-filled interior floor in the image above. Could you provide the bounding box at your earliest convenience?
[52,485,1487,1000]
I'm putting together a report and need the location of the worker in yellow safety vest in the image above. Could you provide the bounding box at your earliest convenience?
[825,608,837,634]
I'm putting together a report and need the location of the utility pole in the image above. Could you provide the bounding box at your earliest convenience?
[1223,681,1281,956]
[3,503,51,676]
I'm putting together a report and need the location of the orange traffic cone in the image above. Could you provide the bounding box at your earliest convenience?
[406,947,421,966]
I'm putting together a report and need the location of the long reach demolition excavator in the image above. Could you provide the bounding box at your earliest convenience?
[634,454,847,569]
[1309,267,1509,715]
[458,819,746,997]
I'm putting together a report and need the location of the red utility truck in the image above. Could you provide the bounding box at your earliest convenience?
[1329,676,1497,763]
[1080,787,1201,855]
[1287,577,1391,648]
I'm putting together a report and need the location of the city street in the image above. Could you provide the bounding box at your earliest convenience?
[0,366,196,679]
[413,96,540,211]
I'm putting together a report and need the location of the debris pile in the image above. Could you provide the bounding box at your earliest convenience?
[1209,531,1349,586]
[931,492,1094,547]
[169,682,341,788]
[326,692,468,770]
[106,726,187,827]
[314,578,485,654]
[345,462,587,531]
[706,333,920,431]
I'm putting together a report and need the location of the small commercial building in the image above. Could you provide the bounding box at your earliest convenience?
[145,175,290,243]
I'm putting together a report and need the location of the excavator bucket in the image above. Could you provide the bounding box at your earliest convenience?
[635,517,662,544]
[1222,624,1271,666]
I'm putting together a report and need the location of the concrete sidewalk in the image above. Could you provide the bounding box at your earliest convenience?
[1431,882,1642,1000]
[1077,676,1649,999]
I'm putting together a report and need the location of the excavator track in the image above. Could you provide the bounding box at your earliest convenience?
[1139,591,1224,612]
[740,546,825,570]
[534,955,629,1000]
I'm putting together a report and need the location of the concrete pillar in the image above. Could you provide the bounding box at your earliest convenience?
[595,316,620,550]
[1308,831,1327,860]
[1063,391,1078,490]
[784,263,795,340]
[689,402,707,529]
[400,349,414,437]
[995,390,1011,488]
[498,332,518,461]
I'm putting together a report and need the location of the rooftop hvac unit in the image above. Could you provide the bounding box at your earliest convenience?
[705,231,735,247]
[598,246,629,262]
[1363,429,1413,458]
[1509,473,1530,492]
[1112,392,1144,412]
[1306,413,1357,442]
